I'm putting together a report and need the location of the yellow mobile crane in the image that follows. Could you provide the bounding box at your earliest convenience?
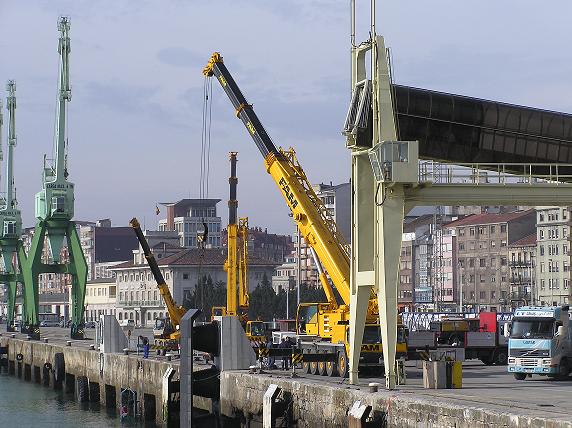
[129,218,186,348]
[203,53,407,377]
[210,153,266,343]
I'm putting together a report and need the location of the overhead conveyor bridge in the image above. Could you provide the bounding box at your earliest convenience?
[394,85,572,174]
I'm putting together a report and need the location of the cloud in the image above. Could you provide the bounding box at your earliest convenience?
[156,47,204,68]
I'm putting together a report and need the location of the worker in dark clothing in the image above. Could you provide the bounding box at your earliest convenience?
[266,339,276,369]
[279,337,292,370]
[143,337,150,359]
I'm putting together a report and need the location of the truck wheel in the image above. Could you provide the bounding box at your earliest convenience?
[337,351,348,378]
[326,361,338,377]
[309,360,319,375]
[302,361,310,374]
[557,359,570,380]
[514,373,526,381]
[495,350,508,365]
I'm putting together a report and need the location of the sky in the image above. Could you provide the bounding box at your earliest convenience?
[0,1,571,235]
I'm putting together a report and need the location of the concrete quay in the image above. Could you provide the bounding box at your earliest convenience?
[0,333,180,424]
[220,362,572,427]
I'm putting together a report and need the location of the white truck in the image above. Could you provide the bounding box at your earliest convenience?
[507,305,572,380]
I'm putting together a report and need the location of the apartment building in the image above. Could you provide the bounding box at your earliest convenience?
[158,199,222,248]
[445,210,536,312]
[508,234,536,308]
[536,207,571,306]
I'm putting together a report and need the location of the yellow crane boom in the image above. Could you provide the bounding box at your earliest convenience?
[129,217,186,338]
[203,53,351,311]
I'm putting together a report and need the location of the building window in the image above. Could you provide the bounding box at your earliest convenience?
[500,224,507,233]
[183,273,189,280]
[459,243,465,251]
[480,275,485,283]
[539,213,544,222]
[500,257,507,266]
[479,227,485,235]
[500,240,507,247]
[119,313,123,320]
[491,291,496,300]
[147,312,151,321]
[479,291,486,300]
[490,225,496,234]
[469,228,475,236]
[458,228,465,236]
[469,258,474,268]
[490,257,496,267]
[479,258,486,267]
[491,276,496,282]
[490,240,496,248]
[540,245,545,256]
[539,230,544,240]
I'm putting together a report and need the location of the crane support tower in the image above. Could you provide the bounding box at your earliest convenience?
[22,17,88,339]
[0,81,25,332]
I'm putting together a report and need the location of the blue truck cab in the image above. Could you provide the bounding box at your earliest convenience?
[507,305,572,380]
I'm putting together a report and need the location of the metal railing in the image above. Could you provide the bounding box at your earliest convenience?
[419,161,572,185]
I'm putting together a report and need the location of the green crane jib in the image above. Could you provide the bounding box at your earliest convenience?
[22,16,87,339]
[0,81,26,332]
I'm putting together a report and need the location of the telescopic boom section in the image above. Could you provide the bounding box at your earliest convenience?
[238,217,249,310]
[204,52,351,307]
[130,217,185,327]
[225,152,239,316]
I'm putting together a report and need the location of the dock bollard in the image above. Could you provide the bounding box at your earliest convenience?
[44,338,49,343]
[123,348,129,355]
[66,341,72,347]
[368,383,379,393]
[11,334,15,339]
[89,344,95,350]
[166,353,172,361]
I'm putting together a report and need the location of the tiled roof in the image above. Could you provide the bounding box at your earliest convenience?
[510,233,537,247]
[112,248,278,269]
[443,209,535,228]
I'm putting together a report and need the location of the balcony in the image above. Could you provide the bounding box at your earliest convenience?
[510,292,532,302]
[118,300,164,308]
[509,261,533,268]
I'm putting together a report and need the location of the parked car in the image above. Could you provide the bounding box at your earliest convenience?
[40,320,60,327]
[119,319,135,328]
[84,321,96,329]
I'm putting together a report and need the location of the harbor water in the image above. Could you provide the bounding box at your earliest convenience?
[0,372,144,427]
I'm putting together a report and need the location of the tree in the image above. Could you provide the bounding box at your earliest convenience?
[184,275,226,321]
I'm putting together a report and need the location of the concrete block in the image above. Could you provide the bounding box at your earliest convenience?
[217,316,256,372]
[263,384,281,428]
[97,315,127,354]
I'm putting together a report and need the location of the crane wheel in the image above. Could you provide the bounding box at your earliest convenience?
[337,351,348,378]
[326,361,338,377]
[318,356,327,376]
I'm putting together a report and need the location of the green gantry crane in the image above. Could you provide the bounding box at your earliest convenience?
[22,17,87,339]
[0,81,26,332]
